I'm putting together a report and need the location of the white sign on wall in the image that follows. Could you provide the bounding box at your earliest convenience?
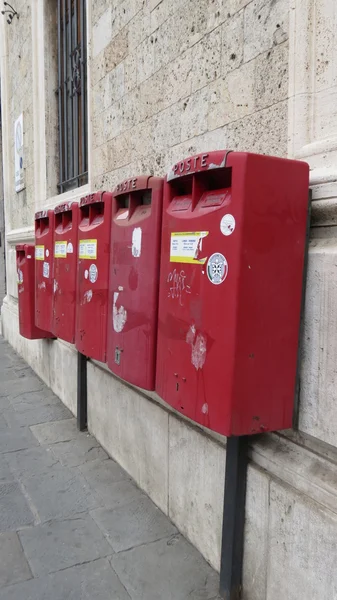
[14,114,24,192]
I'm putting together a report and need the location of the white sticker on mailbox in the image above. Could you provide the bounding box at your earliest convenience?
[79,239,97,260]
[43,262,50,278]
[170,232,209,264]
[89,264,98,283]
[220,214,235,236]
[206,253,228,285]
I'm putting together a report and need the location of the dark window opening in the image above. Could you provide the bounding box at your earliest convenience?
[57,0,88,194]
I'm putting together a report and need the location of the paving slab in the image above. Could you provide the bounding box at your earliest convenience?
[21,466,102,522]
[0,559,131,600]
[0,482,35,531]
[49,435,108,467]
[0,377,44,399]
[0,455,15,484]
[4,402,72,428]
[19,515,112,577]
[111,534,220,600]
[6,446,60,479]
[91,495,177,553]
[0,427,38,454]
[0,532,32,587]
[30,418,79,445]
[10,389,61,410]
[80,459,143,509]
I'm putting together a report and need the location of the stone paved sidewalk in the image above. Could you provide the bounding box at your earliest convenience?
[0,336,220,600]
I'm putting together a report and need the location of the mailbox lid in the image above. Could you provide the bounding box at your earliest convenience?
[35,210,55,332]
[75,191,113,361]
[16,244,52,340]
[52,202,79,343]
[156,151,310,436]
[107,176,164,389]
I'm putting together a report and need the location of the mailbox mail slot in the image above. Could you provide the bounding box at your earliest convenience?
[107,176,164,390]
[156,151,309,436]
[75,191,113,361]
[52,202,79,343]
[35,210,55,333]
[16,244,52,340]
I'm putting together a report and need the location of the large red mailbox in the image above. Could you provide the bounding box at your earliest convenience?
[107,176,164,389]
[156,151,309,436]
[16,244,52,339]
[75,191,113,361]
[35,210,54,333]
[52,202,79,343]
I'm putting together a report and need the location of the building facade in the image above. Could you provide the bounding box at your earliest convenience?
[1,1,337,598]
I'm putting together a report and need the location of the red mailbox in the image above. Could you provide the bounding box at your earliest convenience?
[35,210,55,333]
[16,244,52,339]
[52,202,79,343]
[156,151,309,436]
[107,176,164,389]
[75,191,113,361]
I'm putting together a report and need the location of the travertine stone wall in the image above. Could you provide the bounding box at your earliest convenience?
[5,0,34,231]
[91,0,289,190]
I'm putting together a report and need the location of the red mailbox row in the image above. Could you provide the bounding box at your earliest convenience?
[16,150,309,436]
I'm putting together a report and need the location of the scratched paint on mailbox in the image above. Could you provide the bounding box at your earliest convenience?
[170,231,209,264]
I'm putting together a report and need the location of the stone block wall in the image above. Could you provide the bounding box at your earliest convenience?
[90,0,289,190]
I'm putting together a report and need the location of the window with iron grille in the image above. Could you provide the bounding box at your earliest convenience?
[57,0,88,193]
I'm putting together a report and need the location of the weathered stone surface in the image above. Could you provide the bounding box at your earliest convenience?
[5,402,72,428]
[19,515,112,577]
[21,466,101,522]
[111,534,219,600]
[6,446,60,479]
[91,496,177,552]
[266,481,337,600]
[30,418,78,445]
[49,436,108,468]
[242,466,270,600]
[168,417,225,571]
[0,559,131,600]
[87,363,169,513]
[0,532,32,587]
[243,0,288,62]
[0,482,35,531]
[0,427,38,454]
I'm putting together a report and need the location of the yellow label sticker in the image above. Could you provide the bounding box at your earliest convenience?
[35,245,45,261]
[79,239,97,260]
[54,241,67,258]
[170,231,209,264]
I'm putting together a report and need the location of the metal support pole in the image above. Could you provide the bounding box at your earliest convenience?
[219,435,249,600]
[77,352,87,431]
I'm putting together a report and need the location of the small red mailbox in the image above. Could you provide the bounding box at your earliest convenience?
[35,210,55,333]
[107,176,164,389]
[156,151,309,436]
[75,191,113,361]
[16,244,52,339]
[52,202,79,343]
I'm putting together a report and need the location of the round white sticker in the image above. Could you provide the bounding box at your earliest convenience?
[89,264,98,283]
[67,242,73,254]
[207,253,228,285]
[220,214,235,236]
[84,269,89,280]
[46,249,49,258]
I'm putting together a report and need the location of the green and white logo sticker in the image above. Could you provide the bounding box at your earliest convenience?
[206,253,228,285]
